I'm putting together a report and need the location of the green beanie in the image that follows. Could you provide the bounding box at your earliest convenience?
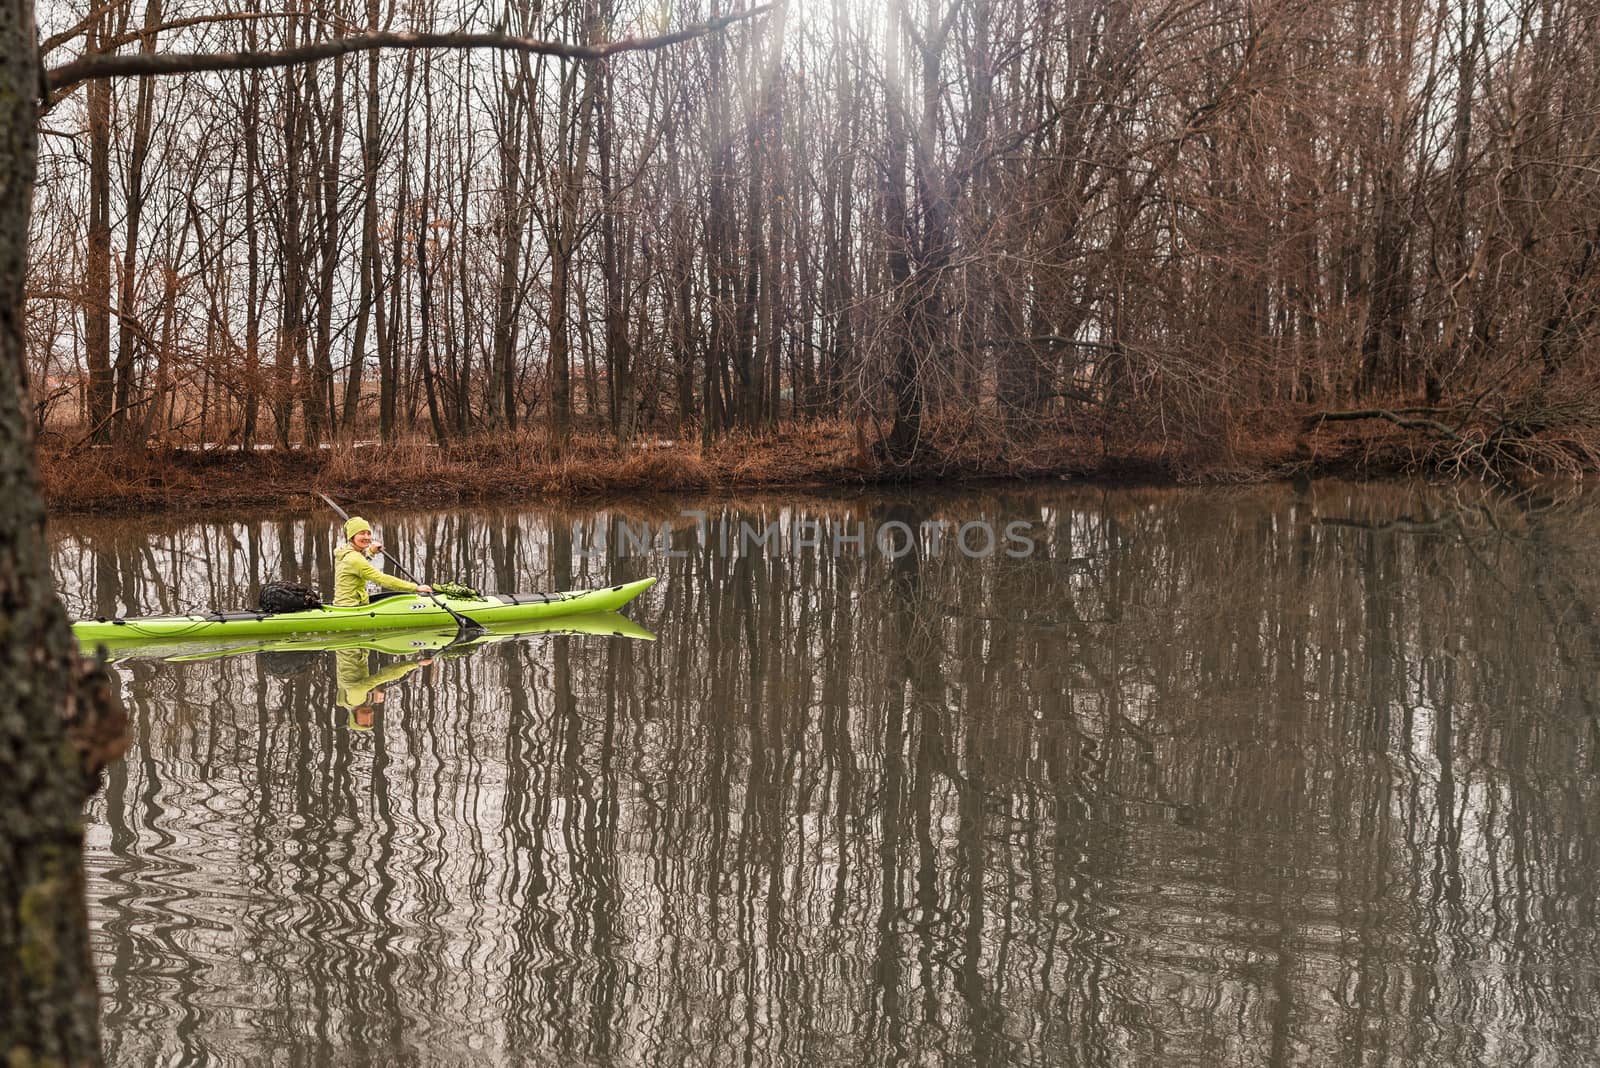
[344,516,372,538]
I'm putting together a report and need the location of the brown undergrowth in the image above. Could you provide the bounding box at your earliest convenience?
[37,406,1596,516]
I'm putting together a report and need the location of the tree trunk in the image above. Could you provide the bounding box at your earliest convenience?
[882,0,922,462]
[738,112,763,429]
[1,2,108,1060]
[1360,170,1409,398]
[417,83,446,445]
[275,26,306,449]
[242,65,262,447]
[110,0,161,444]
[702,24,733,445]
[379,50,420,442]
[598,59,634,443]
[489,52,531,432]
[341,37,381,434]
[84,11,113,444]
[546,11,600,452]
[453,74,475,436]
[758,1,787,429]
[666,130,696,432]
[307,53,346,446]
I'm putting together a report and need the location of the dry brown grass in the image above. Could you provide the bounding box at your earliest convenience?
[41,422,869,515]
[41,405,1584,516]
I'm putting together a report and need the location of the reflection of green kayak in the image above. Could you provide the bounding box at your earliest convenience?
[74,577,656,651]
[89,611,656,663]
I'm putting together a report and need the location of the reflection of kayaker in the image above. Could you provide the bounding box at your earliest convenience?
[336,647,433,731]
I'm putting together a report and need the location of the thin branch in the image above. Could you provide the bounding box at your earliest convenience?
[44,8,771,96]
[46,11,282,56]
[26,289,160,349]
[64,393,163,455]
[972,335,1121,352]
[40,0,129,55]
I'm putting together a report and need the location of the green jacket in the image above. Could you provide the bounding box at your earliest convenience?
[332,542,418,606]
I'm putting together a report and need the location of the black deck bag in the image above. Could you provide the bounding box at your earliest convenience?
[258,582,323,613]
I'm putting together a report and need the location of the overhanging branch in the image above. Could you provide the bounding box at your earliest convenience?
[1306,408,1462,440]
[45,6,770,96]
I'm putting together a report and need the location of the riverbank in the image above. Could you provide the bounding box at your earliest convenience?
[34,411,1572,516]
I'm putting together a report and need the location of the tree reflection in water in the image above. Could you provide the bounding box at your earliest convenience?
[52,482,1600,1066]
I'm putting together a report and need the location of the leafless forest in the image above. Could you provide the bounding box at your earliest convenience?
[28,0,1600,469]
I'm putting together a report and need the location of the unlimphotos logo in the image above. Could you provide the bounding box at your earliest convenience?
[578,511,1036,560]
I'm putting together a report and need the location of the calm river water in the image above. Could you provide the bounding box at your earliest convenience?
[51,482,1600,1066]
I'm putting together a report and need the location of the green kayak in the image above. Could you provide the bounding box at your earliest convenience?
[73,577,656,650]
[87,611,656,663]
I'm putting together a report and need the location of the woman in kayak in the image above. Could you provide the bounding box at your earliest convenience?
[333,516,434,606]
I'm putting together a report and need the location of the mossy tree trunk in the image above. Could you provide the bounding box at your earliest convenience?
[1,1,106,1063]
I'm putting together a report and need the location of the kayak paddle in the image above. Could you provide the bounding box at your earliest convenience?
[316,492,485,639]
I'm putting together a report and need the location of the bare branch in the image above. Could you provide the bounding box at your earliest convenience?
[45,10,281,56]
[45,7,771,96]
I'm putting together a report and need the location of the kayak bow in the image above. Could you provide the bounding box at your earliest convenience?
[74,577,656,650]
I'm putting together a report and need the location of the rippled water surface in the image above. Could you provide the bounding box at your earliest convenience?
[52,482,1600,1066]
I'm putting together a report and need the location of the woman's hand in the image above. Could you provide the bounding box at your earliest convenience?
[415,584,434,595]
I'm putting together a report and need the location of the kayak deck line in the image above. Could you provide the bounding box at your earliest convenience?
[73,576,656,647]
[87,606,378,625]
